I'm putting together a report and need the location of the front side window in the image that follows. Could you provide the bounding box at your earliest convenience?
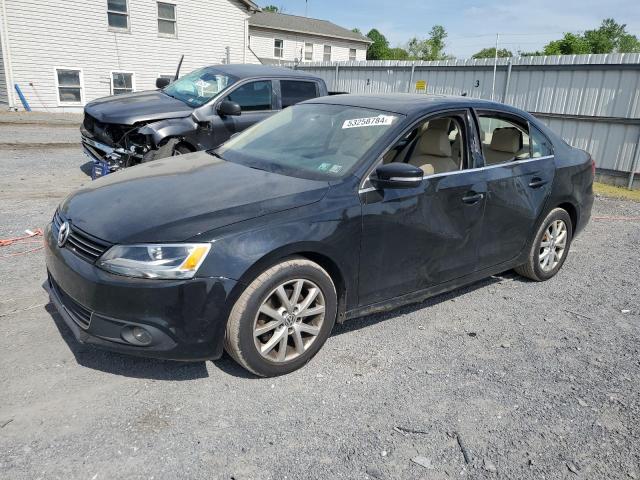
[107,0,128,30]
[281,81,318,109]
[530,124,554,158]
[274,39,284,58]
[157,2,177,37]
[323,45,331,62]
[225,80,273,112]
[56,69,83,104]
[162,67,236,107]
[111,72,134,95]
[304,42,313,61]
[383,115,466,176]
[217,104,402,180]
[477,115,530,165]
[349,48,357,61]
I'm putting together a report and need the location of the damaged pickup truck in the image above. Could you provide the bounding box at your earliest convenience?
[81,64,328,178]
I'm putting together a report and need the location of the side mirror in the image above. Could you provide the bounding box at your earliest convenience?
[371,163,423,189]
[217,100,242,117]
[156,77,171,89]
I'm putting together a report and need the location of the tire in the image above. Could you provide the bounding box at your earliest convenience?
[224,258,337,377]
[515,208,573,281]
[172,144,192,156]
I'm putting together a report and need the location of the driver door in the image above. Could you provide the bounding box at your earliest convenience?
[357,110,487,306]
[207,80,277,147]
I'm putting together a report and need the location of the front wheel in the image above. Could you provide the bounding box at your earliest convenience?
[515,208,573,281]
[224,258,337,377]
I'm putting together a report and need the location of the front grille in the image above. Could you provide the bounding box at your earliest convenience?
[49,276,93,329]
[53,211,112,263]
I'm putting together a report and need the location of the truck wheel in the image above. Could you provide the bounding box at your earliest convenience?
[224,258,337,377]
[515,208,573,281]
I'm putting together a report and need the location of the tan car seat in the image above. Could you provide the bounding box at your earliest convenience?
[485,127,523,164]
[408,129,458,174]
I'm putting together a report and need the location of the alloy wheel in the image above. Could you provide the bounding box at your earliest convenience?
[539,219,567,272]
[253,279,326,363]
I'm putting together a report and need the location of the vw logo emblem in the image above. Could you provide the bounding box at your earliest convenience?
[57,221,70,248]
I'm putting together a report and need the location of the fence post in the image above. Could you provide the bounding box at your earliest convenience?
[334,64,340,91]
[503,59,513,104]
[407,64,415,93]
[628,129,640,189]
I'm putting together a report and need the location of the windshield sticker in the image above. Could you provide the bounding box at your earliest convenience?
[318,163,332,172]
[342,115,396,129]
[329,165,343,173]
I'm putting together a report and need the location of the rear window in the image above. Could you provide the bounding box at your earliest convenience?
[281,81,318,109]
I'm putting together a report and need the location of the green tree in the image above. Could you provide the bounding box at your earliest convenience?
[352,28,362,35]
[472,47,513,59]
[387,47,410,60]
[407,25,450,61]
[542,18,640,55]
[366,29,390,60]
[263,5,281,12]
[543,33,591,55]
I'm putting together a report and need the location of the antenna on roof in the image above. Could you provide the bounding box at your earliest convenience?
[305,0,308,17]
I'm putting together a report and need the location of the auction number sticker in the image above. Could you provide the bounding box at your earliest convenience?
[342,115,396,129]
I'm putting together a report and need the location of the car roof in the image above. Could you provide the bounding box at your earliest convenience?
[305,93,523,117]
[210,64,318,79]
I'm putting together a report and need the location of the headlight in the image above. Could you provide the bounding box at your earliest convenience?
[97,243,211,279]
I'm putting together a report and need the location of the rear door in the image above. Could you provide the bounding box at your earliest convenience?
[357,110,487,306]
[279,80,320,109]
[208,79,276,146]
[472,110,555,270]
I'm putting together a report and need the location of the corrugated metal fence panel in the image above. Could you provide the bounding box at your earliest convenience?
[292,54,640,173]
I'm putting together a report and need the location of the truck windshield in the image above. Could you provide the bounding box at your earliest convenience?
[216,104,402,180]
[163,67,236,107]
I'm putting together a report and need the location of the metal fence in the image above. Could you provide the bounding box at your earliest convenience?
[291,54,640,188]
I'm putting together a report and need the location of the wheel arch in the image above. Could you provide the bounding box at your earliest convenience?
[556,201,578,234]
[232,243,350,323]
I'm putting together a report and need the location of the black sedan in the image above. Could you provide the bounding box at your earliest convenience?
[45,94,594,376]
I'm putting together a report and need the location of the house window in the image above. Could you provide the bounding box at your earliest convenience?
[107,0,129,30]
[111,72,134,95]
[55,69,83,104]
[304,43,313,61]
[349,48,357,61]
[157,2,177,37]
[274,39,284,58]
[323,45,331,62]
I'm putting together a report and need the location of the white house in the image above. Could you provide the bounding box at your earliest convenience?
[0,0,260,111]
[248,11,371,64]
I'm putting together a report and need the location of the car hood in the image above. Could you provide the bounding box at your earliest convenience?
[59,152,330,243]
[84,90,193,125]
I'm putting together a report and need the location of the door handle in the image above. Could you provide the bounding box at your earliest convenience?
[528,177,548,189]
[462,192,484,204]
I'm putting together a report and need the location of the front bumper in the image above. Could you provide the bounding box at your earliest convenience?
[44,223,238,361]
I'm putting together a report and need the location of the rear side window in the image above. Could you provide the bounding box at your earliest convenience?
[530,124,554,157]
[280,81,318,109]
[226,80,272,112]
[477,115,530,165]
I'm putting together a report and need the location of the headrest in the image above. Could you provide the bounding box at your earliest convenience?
[490,127,522,153]
[420,164,435,176]
[427,118,451,131]
[416,129,452,157]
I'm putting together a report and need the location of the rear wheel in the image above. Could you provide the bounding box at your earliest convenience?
[515,208,573,281]
[224,258,337,377]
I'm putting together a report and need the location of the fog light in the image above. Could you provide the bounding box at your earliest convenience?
[131,326,153,345]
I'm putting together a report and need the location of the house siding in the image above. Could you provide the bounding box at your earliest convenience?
[2,0,254,111]
[249,27,367,64]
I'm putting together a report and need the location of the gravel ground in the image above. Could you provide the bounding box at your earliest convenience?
[0,129,639,480]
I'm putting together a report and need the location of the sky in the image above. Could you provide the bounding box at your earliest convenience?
[256,0,640,58]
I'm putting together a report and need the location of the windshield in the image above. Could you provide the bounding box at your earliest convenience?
[216,104,402,180]
[163,67,236,107]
